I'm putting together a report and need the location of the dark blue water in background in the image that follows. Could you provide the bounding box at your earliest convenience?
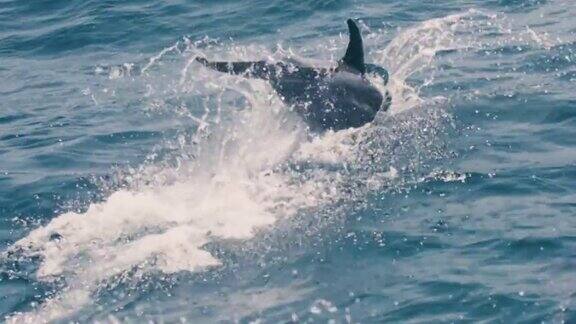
[1,0,575,322]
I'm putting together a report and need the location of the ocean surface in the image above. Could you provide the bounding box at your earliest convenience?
[1,0,575,322]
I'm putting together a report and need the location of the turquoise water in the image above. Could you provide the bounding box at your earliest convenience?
[1,0,576,322]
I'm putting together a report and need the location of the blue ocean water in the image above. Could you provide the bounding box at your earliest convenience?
[1,0,576,322]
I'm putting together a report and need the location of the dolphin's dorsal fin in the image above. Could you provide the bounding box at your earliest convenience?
[341,19,365,75]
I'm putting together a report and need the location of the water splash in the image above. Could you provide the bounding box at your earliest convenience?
[3,11,493,323]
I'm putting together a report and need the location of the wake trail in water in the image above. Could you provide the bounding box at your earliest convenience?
[3,11,496,323]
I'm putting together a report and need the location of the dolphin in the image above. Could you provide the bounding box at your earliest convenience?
[196,19,391,131]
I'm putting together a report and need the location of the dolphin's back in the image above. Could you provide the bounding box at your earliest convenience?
[271,67,384,131]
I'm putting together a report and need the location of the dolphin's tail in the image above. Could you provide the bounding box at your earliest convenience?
[365,63,389,85]
[341,19,365,74]
[195,57,276,79]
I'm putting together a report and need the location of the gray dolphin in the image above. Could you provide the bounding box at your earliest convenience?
[196,19,391,131]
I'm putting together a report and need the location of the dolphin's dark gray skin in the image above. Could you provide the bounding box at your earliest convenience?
[196,19,391,131]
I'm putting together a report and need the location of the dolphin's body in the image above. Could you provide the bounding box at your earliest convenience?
[197,19,391,131]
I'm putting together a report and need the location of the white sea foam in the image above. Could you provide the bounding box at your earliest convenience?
[3,12,490,323]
